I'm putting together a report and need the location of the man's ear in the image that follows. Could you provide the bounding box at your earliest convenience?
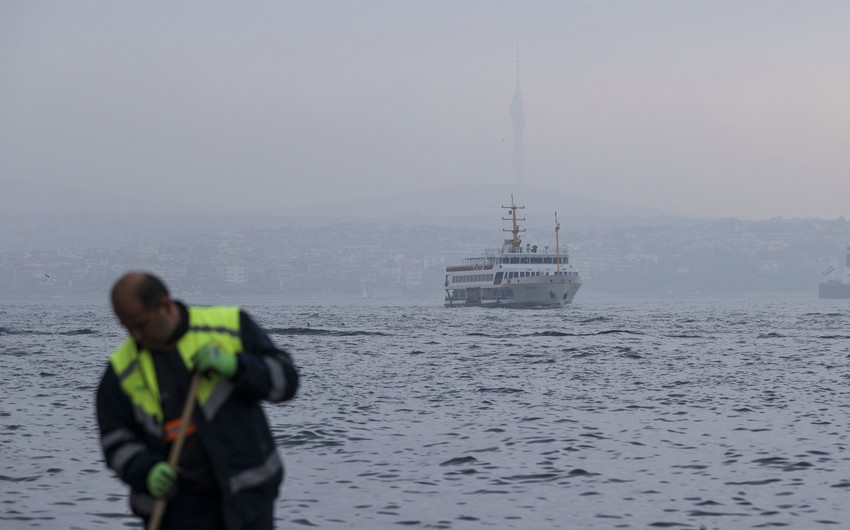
[161,297,176,315]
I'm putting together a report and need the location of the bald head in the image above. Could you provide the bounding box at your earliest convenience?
[111,272,169,311]
[111,272,179,351]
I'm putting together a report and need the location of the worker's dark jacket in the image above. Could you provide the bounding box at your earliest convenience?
[96,304,298,529]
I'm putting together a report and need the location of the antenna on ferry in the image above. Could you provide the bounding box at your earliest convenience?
[502,194,525,251]
[555,211,561,273]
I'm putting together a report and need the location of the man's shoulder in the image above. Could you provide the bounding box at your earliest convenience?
[108,337,138,362]
[187,304,241,312]
[187,305,241,316]
[187,305,244,331]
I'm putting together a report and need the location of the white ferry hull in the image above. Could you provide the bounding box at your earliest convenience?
[444,274,581,308]
[819,280,850,299]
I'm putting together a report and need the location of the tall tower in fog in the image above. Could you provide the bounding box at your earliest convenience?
[510,46,525,186]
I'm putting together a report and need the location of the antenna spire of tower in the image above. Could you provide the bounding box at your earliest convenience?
[510,40,525,186]
[516,39,520,91]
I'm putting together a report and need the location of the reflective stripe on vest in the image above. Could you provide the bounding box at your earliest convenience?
[108,306,244,436]
[264,355,288,401]
[229,450,282,494]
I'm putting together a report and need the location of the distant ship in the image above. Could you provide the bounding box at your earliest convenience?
[818,246,850,299]
[443,196,582,308]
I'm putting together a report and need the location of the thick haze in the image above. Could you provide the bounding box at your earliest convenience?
[3,1,850,220]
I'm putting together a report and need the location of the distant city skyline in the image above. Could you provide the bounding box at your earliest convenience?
[2,210,848,299]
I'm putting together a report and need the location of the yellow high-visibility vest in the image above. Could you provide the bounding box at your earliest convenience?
[109,306,243,432]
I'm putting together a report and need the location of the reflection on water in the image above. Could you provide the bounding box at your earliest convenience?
[2,296,849,529]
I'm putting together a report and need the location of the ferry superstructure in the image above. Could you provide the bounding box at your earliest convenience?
[444,196,582,308]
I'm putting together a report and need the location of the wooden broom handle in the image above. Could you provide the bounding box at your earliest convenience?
[147,371,202,530]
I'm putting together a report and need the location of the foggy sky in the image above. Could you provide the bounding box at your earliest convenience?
[3,1,850,220]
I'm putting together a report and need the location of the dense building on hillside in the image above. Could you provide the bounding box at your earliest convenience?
[1,217,849,299]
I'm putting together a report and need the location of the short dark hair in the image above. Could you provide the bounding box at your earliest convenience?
[136,273,170,310]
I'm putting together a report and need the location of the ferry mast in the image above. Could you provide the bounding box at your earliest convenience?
[555,212,562,273]
[502,194,526,251]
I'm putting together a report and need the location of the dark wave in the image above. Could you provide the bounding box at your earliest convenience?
[57,329,97,336]
[593,329,642,336]
[0,328,96,336]
[273,429,345,448]
[0,474,40,482]
[0,328,36,336]
[532,329,641,337]
[499,473,560,483]
[267,327,390,337]
[477,387,523,394]
[468,329,642,338]
[723,478,782,486]
[580,316,613,323]
[440,456,478,466]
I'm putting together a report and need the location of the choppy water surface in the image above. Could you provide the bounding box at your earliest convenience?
[2,295,850,529]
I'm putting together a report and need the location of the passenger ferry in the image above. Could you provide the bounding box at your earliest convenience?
[444,196,582,308]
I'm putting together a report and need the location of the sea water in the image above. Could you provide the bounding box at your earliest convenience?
[2,294,850,529]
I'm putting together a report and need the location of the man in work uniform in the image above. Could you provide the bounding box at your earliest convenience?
[96,271,299,529]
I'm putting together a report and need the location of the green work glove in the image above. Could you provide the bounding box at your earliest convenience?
[193,344,237,378]
[147,462,177,498]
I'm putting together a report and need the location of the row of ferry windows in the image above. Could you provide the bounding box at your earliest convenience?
[450,271,578,284]
[507,271,539,279]
[498,257,568,265]
[452,274,494,283]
